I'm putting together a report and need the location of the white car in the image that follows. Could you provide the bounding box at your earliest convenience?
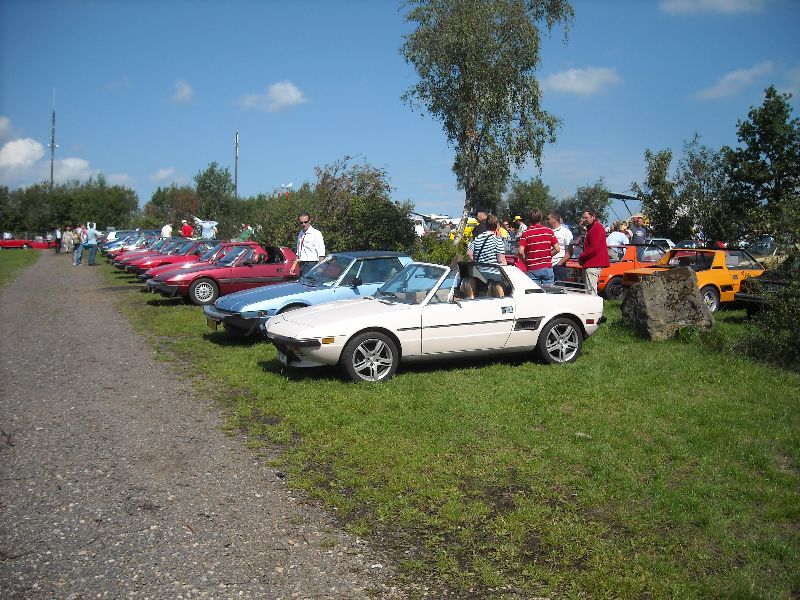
[264,261,606,382]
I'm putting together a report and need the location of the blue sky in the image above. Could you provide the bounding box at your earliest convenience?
[1,0,798,221]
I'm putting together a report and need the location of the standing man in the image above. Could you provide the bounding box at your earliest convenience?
[85,222,102,266]
[160,221,173,237]
[467,216,506,264]
[193,216,218,240]
[578,210,610,295]
[290,212,325,276]
[53,227,62,254]
[548,212,573,284]
[518,210,559,286]
[629,214,647,245]
[470,206,489,238]
[180,219,194,237]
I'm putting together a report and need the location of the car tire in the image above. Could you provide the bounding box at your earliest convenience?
[340,331,399,383]
[536,317,583,365]
[603,277,624,301]
[22,243,30,250]
[278,304,305,314]
[700,285,719,312]
[188,278,219,306]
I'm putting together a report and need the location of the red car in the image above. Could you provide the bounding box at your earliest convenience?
[125,239,218,275]
[146,242,299,305]
[565,243,666,299]
[111,237,173,266]
[0,238,57,250]
[137,242,234,281]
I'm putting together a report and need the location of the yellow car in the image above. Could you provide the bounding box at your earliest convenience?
[450,217,479,241]
[622,248,765,312]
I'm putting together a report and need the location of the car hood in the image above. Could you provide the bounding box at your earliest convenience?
[215,280,319,312]
[268,297,417,336]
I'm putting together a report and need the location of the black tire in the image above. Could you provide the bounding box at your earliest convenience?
[278,304,305,314]
[700,285,719,313]
[603,276,624,301]
[188,278,219,306]
[536,317,583,365]
[340,331,399,382]
[21,243,30,250]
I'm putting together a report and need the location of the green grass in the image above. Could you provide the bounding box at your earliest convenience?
[0,249,41,286]
[102,263,800,599]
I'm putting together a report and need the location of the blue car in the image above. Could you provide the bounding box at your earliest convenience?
[203,250,413,335]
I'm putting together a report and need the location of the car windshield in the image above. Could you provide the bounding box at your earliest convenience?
[375,263,448,304]
[659,250,714,270]
[217,246,249,266]
[301,255,354,287]
[199,243,223,261]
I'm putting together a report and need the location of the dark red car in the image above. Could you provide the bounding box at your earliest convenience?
[137,242,234,281]
[146,242,299,305]
[125,239,218,275]
[111,237,175,267]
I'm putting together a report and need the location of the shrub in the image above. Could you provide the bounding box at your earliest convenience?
[412,234,467,265]
[735,282,800,371]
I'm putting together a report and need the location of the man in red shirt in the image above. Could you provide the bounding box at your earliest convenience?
[578,209,610,295]
[518,209,559,286]
[180,220,194,238]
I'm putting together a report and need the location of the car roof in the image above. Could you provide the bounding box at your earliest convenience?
[332,250,410,259]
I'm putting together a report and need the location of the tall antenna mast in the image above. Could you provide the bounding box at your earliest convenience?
[234,129,239,199]
[49,89,57,190]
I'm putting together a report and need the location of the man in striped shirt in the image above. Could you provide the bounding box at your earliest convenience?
[518,209,560,286]
[467,215,507,264]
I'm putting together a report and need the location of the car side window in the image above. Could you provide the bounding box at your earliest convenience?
[727,250,758,270]
[355,258,402,284]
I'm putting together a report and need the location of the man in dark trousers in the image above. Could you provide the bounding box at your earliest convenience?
[578,209,610,295]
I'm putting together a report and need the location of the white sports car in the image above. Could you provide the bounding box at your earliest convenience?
[264,261,606,382]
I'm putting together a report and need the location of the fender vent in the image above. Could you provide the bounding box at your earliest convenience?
[515,317,543,331]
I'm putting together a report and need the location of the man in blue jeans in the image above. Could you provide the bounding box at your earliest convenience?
[84,222,102,266]
[517,209,560,286]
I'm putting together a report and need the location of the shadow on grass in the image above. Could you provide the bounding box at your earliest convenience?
[202,330,264,347]
[146,297,186,307]
[257,359,342,383]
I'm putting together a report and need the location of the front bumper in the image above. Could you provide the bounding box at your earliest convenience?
[265,332,329,368]
[203,305,262,335]
[148,280,183,297]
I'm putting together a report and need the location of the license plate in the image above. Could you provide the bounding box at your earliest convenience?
[277,351,288,365]
[206,317,218,330]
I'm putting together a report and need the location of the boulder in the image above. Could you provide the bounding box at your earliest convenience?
[621,267,714,341]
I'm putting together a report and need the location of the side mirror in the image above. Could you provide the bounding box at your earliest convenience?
[350,276,363,287]
[243,259,253,266]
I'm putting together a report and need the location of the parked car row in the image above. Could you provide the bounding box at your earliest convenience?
[102,233,607,382]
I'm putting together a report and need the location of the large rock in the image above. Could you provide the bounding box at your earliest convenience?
[621,266,714,341]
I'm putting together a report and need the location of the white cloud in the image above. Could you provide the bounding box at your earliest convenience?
[240,81,307,112]
[695,61,774,99]
[785,63,800,96]
[106,77,132,91]
[108,173,134,186]
[56,157,95,181]
[541,67,622,96]
[659,0,768,14]
[0,116,11,140]
[171,80,194,104]
[150,167,176,182]
[0,138,45,168]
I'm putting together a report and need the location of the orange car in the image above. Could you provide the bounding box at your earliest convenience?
[565,243,666,300]
[622,248,765,312]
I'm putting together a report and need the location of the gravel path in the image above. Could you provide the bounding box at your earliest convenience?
[0,252,407,599]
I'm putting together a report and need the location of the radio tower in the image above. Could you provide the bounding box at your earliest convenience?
[49,89,58,190]
[234,129,239,199]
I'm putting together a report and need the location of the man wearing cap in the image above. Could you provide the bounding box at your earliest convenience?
[180,219,194,238]
[471,206,489,238]
[629,214,647,245]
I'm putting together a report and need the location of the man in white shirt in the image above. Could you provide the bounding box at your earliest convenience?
[547,212,573,284]
[160,222,173,237]
[290,212,326,276]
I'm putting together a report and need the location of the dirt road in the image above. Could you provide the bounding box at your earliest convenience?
[0,252,406,598]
